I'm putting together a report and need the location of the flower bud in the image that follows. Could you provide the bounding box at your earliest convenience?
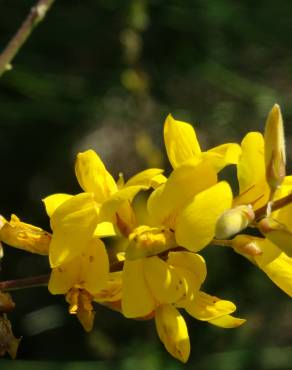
[215,205,255,239]
[258,217,292,257]
[126,226,177,260]
[231,235,262,257]
[0,215,51,255]
[264,104,286,192]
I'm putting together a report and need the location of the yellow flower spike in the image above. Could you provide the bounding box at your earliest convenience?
[155,304,190,363]
[126,226,176,260]
[215,205,255,240]
[264,104,286,192]
[49,193,99,267]
[75,149,117,203]
[175,181,233,252]
[164,114,201,168]
[231,234,263,257]
[148,159,217,227]
[258,217,292,257]
[0,214,51,255]
[183,291,236,321]
[208,315,246,328]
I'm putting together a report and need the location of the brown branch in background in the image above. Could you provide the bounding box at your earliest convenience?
[0,274,49,292]
[254,192,292,219]
[0,0,56,77]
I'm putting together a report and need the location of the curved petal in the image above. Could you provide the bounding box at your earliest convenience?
[175,181,233,252]
[49,193,99,267]
[155,304,190,363]
[125,168,165,188]
[164,114,201,168]
[147,159,217,228]
[122,260,156,318]
[167,252,207,285]
[80,238,109,294]
[143,256,186,304]
[43,193,73,217]
[208,315,246,328]
[235,132,270,209]
[94,222,116,237]
[75,149,117,202]
[99,185,147,223]
[205,143,242,172]
[48,259,79,294]
[253,239,292,297]
[184,291,236,321]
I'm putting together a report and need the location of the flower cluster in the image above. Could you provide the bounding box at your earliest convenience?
[1,104,292,362]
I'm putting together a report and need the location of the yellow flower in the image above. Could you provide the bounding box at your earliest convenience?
[43,150,165,268]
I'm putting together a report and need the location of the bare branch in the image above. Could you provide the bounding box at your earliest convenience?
[0,0,56,77]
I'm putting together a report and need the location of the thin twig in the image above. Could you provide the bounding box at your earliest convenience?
[254,192,292,219]
[0,274,49,292]
[0,0,56,77]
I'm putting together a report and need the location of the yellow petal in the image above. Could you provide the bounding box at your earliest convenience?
[48,259,80,294]
[80,238,109,294]
[75,149,117,202]
[148,159,217,227]
[125,168,164,188]
[184,291,236,321]
[253,239,292,297]
[208,315,246,328]
[164,114,201,168]
[143,257,186,304]
[167,252,207,285]
[205,143,242,172]
[49,193,99,267]
[175,181,233,252]
[155,304,190,363]
[42,193,73,217]
[99,185,146,222]
[94,271,122,303]
[122,260,156,318]
[235,132,270,209]
[94,222,116,237]
[0,214,51,255]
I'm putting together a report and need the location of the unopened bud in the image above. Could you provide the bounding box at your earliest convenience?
[258,217,292,257]
[264,104,286,192]
[215,205,255,239]
[0,215,51,255]
[126,226,176,260]
[231,235,262,257]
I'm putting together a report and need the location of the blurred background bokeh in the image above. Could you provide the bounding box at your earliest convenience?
[1,1,292,369]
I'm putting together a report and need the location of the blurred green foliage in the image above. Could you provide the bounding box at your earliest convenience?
[1,0,292,369]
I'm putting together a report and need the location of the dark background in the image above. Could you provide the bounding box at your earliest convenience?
[1,1,292,369]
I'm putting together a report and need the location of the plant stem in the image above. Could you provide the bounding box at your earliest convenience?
[0,274,49,292]
[254,192,292,219]
[0,0,56,77]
